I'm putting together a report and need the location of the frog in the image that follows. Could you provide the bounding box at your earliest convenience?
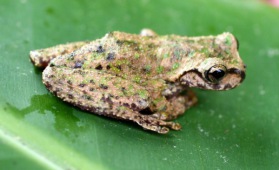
[30,29,246,134]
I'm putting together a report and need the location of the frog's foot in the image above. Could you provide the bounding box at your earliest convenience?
[151,90,198,121]
[133,114,181,134]
[140,28,158,37]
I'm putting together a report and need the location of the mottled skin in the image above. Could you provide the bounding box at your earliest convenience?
[30,29,246,134]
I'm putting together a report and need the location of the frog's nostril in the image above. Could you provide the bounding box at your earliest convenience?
[227,68,246,82]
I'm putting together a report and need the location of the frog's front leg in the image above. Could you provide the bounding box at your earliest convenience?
[43,66,181,134]
[163,90,198,120]
[151,86,198,121]
[30,41,89,68]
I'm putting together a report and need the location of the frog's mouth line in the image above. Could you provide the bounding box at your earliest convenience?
[180,68,245,90]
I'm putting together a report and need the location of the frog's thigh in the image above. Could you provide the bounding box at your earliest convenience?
[30,41,89,69]
[42,67,180,133]
[153,90,198,120]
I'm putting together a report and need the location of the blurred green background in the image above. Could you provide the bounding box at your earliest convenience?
[0,0,278,169]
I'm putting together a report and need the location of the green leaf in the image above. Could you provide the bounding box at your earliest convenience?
[1,0,279,169]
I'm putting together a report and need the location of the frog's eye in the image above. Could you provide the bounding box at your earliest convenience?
[205,65,227,83]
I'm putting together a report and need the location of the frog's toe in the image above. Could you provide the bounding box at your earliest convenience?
[150,112,169,120]
[158,120,181,131]
[136,115,181,134]
[142,124,169,134]
[154,121,181,134]
[155,126,170,134]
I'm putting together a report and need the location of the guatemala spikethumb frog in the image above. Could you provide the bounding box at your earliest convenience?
[30,29,246,134]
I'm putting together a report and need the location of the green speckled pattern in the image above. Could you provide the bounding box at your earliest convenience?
[30,30,245,133]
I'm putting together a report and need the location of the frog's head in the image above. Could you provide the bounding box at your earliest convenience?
[179,32,246,90]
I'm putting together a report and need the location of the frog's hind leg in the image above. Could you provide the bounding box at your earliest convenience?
[30,41,89,69]
[109,106,181,134]
[42,67,181,134]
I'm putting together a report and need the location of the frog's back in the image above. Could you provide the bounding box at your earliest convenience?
[51,31,171,83]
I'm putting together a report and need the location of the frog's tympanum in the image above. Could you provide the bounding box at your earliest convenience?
[30,29,246,134]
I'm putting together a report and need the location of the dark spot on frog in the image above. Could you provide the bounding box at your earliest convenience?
[139,107,153,115]
[224,84,232,89]
[39,58,50,68]
[101,94,113,105]
[68,52,75,60]
[82,90,88,94]
[116,65,122,70]
[95,65,103,70]
[142,67,151,73]
[108,94,114,98]
[52,90,57,96]
[52,87,61,96]
[106,53,115,61]
[211,84,221,89]
[73,69,84,75]
[68,94,74,99]
[121,87,127,95]
[100,84,108,89]
[131,103,137,110]
[84,95,91,100]
[49,62,55,67]
[96,45,105,53]
[44,81,52,89]
[116,40,123,45]
[61,50,68,55]
[74,61,83,68]
[197,83,206,89]
[67,80,72,85]
[123,103,130,108]
[133,115,140,120]
[89,79,95,84]
[79,83,86,87]
[55,88,61,92]
[68,85,73,91]
[48,74,55,79]
[106,65,111,70]
[89,87,94,91]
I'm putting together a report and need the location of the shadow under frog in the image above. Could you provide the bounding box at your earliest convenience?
[4,93,166,138]
[4,94,86,138]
